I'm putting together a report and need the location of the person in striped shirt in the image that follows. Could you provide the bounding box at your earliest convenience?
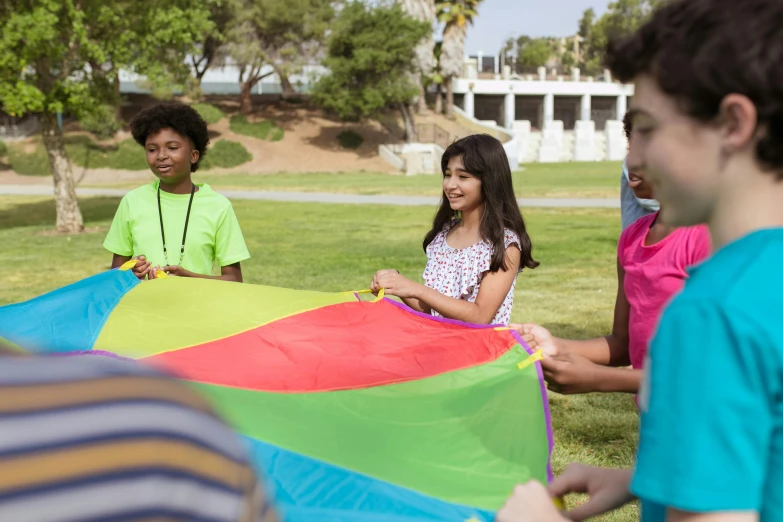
[0,341,277,522]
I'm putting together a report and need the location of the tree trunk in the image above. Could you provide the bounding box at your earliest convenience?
[434,86,443,114]
[279,72,297,99]
[41,112,83,234]
[400,103,417,143]
[445,77,455,120]
[416,82,429,114]
[240,82,253,115]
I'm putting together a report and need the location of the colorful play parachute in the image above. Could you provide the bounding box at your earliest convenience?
[0,268,553,521]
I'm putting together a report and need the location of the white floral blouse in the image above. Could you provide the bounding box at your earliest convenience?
[422,221,522,325]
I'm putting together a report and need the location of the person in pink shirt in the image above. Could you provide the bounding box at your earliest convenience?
[516,117,711,396]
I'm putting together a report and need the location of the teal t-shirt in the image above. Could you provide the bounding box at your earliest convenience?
[104,181,250,276]
[632,228,783,521]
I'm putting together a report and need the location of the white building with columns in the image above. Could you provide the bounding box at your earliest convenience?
[453,58,634,164]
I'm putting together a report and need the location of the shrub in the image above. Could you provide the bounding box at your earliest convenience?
[337,130,364,149]
[0,139,7,157]
[201,140,252,170]
[229,114,284,141]
[192,103,226,125]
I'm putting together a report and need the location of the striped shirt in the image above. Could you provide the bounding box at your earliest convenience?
[0,350,278,522]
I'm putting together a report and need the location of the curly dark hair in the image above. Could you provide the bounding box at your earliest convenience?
[606,0,783,178]
[622,111,632,142]
[129,102,210,172]
[423,134,539,273]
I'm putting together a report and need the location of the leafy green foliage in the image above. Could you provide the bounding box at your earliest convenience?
[223,0,335,96]
[579,0,662,75]
[336,130,364,149]
[229,114,285,141]
[79,105,122,140]
[0,139,7,157]
[310,2,429,121]
[0,0,213,121]
[201,140,252,169]
[192,103,226,125]
[518,39,552,68]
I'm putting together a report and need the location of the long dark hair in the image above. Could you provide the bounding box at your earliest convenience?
[423,134,539,272]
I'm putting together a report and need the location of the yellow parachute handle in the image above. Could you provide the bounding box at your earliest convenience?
[517,348,545,370]
[118,260,137,271]
[345,288,384,302]
[119,260,168,279]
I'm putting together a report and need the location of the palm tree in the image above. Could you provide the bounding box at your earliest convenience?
[437,0,480,119]
[400,0,437,114]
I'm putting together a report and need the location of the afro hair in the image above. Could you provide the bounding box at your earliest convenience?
[622,111,632,142]
[129,102,210,172]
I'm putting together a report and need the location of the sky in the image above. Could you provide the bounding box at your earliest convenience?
[463,0,613,55]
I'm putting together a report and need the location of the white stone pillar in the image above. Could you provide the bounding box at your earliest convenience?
[504,92,515,129]
[537,66,546,81]
[464,88,475,118]
[502,65,511,79]
[494,55,499,75]
[543,93,554,123]
[580,94,591,121]
[572,67,580,82]
[477,51,483,72]
[616,94,627,120]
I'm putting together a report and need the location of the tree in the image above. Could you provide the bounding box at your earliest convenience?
[310,1,429,141]
[578,8,595,39]
[437,0,481,119]
[579,0,662,75]
[517,38,552,68]
[224,0,335,114]
[190,0,233,89]
[400,0,437,114]
[0,0,211,234]
[432,41,445,114]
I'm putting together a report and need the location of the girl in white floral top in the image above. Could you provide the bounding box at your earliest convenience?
[371,134,538,324]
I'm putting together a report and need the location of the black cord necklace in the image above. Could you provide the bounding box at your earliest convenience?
[157,183,196,267]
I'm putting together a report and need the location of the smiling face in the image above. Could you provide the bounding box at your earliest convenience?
[627,168,654,200]
[625,75,727,227]
[144,128,199,185]
[443,155,483,212]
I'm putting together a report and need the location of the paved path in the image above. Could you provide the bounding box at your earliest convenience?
[0,185,620,209]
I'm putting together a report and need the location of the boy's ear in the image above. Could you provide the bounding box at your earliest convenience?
[719,94,759,153]
[191,150,200,164]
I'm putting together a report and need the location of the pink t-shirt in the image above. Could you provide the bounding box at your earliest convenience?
[618,212,711,369]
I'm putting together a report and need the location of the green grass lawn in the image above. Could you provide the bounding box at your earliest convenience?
[195,162,622,198]
[0,196,637,521]
[86,161,623,199]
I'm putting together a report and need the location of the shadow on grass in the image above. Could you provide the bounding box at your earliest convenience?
[0,197,121,231]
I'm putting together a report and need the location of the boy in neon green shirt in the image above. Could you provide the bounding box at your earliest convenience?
[104,102,250,282]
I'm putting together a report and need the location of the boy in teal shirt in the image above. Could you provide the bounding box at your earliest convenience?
[495,0,783,521]
[104,102,250,281]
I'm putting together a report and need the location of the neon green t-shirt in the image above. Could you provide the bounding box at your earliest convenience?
[103,181,250,276]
